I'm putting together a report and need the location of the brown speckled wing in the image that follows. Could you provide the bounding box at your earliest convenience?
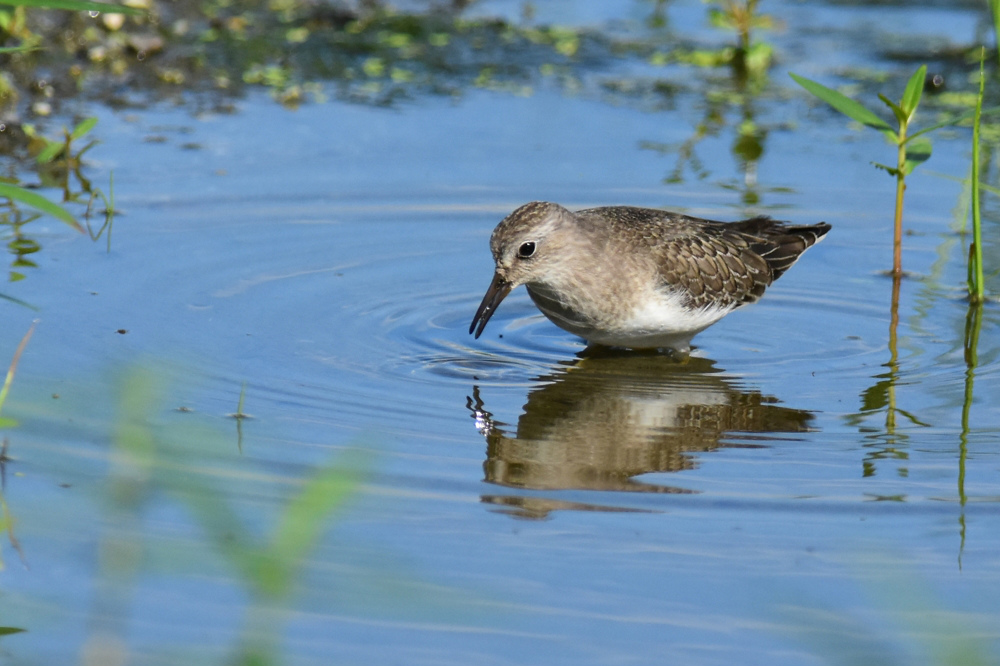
[577,207,830,311]
[653,223,773,309]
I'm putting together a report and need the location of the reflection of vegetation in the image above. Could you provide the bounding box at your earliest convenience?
[640,78,789,208]
[705,0,774,79]
[89,367,369,665]
[846,274,932,481]
[1,116,116,300]
[84,170,115,253]
[638,0,781,208]
[958,303,982,566]
[0,117,100,239]
[21,115,104,207]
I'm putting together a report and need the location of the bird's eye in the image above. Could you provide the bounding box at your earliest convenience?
[517,241,536,259]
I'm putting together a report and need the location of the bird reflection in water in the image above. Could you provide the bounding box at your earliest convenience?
[466,351,814,519]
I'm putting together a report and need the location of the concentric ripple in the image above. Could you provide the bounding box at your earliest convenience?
[25,189,1000,495]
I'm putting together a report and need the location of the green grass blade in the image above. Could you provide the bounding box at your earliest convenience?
[901,65,927,119]
[0,183,84,232]
[261,450,370,598]
[0,0,143,13]
[0,44,41,53]
[168,468,264,585]
[971,49,985,302]
[906,109,978,142]
[271,461,364,559]
[790,72,895,133]
[70,116,98,140]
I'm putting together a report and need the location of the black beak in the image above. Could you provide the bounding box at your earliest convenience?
[469,272,513,339]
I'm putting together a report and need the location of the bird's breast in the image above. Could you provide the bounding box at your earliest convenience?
[525,284,593,333]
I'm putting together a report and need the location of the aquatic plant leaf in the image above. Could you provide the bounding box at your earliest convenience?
[0,183,83,232]
[902,137,932,176]
[70,116,97,140]
[0,417,17,428]
[0,44,40,53]
[0,0,143,14]
[900,65,927,120]
[0,627,26,636]
[878,93,906,127]
[789,72,895,135]
[35,141,63,164]
[872,162,900,177]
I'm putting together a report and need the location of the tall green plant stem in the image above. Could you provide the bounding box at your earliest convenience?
[970,48,986,303]
[893,128,906,277]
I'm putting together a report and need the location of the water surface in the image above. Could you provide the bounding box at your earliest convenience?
[1,1,999,664]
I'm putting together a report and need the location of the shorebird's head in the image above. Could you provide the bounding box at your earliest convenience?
[469,201,576,339]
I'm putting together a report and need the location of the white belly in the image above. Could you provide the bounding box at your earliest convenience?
[528,285,733,351]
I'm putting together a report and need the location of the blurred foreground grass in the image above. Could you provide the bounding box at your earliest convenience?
[82,366,370,666]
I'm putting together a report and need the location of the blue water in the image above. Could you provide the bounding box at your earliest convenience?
[1,1,999,664]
